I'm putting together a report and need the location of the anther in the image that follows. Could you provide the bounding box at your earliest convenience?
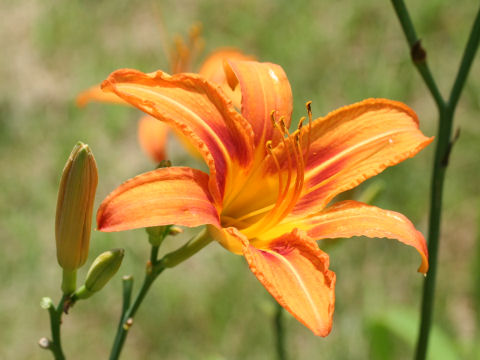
[189,23,202,40]
[270,110,277,127]
[306,101,312,114]
[266,140,273,151]
[279,117,288,135]
[306,101,313,124]
[297,116,306,130]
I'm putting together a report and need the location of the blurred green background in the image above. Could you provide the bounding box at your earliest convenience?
[1,0,479,359]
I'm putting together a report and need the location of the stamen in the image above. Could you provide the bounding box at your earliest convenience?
[306,101,312,122]
[279,117,288,136]
[187,23,204,70]
[297,116,306,130]
[172,36,188,73]
[275,132,305,221]
[240,111,307,237]
[271,112,293,205]
[270,110,277,128]
[266,140,283,201]
[305,101,313,163]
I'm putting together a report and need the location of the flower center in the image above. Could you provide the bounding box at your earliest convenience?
[221,102,313,239]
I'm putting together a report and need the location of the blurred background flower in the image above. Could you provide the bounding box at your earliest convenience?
[0,0,479,359]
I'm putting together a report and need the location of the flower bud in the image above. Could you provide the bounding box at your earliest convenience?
[146,225,168,246]
[169,226,183,236]
[55,142,98,271]
[75,249,124,299]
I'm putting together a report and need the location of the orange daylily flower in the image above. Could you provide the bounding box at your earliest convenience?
[96,60,432,336]
[77,24,253,163]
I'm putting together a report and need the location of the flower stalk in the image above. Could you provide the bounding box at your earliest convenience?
[390,1,480,359]
[274,302,287,360]
[109,229,212,360]
[40,296,68,360]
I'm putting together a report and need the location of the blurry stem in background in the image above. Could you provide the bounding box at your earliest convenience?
[109,229,212,360]
[274,302,287,360]
[390,1,480,360]
[474,204,480,345]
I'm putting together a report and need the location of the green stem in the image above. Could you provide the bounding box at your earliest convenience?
[46,295,67,360]
[390,1,480,359]
[274,302,287,360]
[390,0,446,110]
[150,245,160,264]
[474,203,480,348]
[109,267,163,360]
[448,7,480,111]
[109,229,212,360]
[160,229,212,268]
[61,270,77,295]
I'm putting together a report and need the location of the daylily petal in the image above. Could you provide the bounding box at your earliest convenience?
[199,49,255,109]
[298,200,428,273]
[101,69,255,204]
[239,228,336,336]
[97,167,220,232]
[266,99,433,216]
[76,85,126,107]
[137,116,169,163]
[225,60,293,148]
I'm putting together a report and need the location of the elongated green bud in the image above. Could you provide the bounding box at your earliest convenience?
[74,249,124,299]
[55,142,98,272]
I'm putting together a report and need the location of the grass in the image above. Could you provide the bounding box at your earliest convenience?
[0,0,479,358]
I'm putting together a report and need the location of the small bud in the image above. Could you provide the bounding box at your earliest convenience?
[38,337,51,349]
[169,226,183,236]
[146,226,168,246]
[55,142,98,271]
[123,317,134,330]
[40,297,54,310]
[74,249,124,299]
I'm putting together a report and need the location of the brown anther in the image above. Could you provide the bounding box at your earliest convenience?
[270,110,277,126]
[297,116,306,130]
[306,101,313,124]
[291,129,300,141]
[279,117,287,133]
[189,23,203,39]
[265,140,273,151]
[306,101,312,113]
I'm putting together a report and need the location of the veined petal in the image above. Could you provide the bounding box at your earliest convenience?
[267,99,433,216]
[97,167,220,232]
[198,48,255,109]
[138,116,169,163]
[225,60,293,148]
[101,69,255,204]
[240,228,336,336]
[76,85,126,107]
[298,200,428,273]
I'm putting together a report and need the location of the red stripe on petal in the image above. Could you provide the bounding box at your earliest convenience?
[241,229,336,336]
[290,98,432,215]
[101,69,254,204]
[305,201,428,273]
[225,60,293,149]
[97,167,220,232]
